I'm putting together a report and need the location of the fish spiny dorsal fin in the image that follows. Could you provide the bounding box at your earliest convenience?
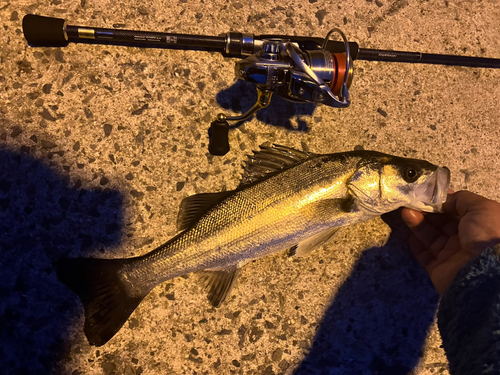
[288,227,340,257]
[239,144,314,187]
[199,266,241,307]
[177,191,234,231]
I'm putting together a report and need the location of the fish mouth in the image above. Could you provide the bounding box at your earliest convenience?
[405,166,450,213]
[432,167,450,210]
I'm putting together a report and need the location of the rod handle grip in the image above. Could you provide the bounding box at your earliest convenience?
[23,14,69,47]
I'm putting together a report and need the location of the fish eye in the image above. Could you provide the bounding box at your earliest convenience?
[402,166,420,182]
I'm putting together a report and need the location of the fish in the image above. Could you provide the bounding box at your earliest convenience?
[54,144,450,346]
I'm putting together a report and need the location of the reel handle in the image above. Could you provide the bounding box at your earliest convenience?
[208,120,230,156]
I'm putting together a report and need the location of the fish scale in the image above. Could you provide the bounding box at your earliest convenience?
[125,155,358,288]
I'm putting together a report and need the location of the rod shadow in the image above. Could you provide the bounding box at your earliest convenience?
[0,147,124,374]
[216,80,316,131]
[294,210,440,374]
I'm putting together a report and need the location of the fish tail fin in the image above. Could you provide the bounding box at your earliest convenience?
[53,257,148,346]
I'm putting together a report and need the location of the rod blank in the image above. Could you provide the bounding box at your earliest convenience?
[22,14,500,69]
[357,48,500,69]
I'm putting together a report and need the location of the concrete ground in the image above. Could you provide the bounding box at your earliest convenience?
[1,0,500,374]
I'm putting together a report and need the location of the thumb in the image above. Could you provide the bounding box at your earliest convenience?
[443,190,488,218]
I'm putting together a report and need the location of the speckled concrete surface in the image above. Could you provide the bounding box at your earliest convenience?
[1,1,500,374]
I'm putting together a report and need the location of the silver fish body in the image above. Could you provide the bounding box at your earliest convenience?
[54,145,450,346]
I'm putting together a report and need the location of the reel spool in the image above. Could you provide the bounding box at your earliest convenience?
[209,29,354,155]
[304,50,354,98]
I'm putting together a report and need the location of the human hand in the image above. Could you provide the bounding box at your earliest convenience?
[401,190,500,296]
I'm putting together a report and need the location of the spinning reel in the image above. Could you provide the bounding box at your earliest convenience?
[210,29,353,155]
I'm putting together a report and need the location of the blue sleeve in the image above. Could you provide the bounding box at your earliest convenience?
[437,245,500,374]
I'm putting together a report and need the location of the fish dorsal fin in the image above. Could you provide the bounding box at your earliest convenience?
[239,144,314,187]
[289,227,340,257]
[177,191,233,231]
[199,266,241,307]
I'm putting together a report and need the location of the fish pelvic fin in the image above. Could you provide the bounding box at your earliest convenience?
[200,266,241,307]
[53,257,148,346]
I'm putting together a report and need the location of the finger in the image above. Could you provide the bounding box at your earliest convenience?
[424,213,459,236]
[435,248,457,263]
[401,208,425,227]
[443,190,489,218]
[426,236,462,278]
[440,218,459,237]
[423,212,450,227]
[408,233,435,269]
[408,232,427,257]
[402,209,443,248]
[427,234,449,258]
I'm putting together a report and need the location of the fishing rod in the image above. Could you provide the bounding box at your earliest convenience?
[23,14,500,155]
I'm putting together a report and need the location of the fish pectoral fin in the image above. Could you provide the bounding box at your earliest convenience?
[199,266,241,307]
[177,191,233,231]
[299,197,357,223]
[290,197,356,257]
[288,227,340,257]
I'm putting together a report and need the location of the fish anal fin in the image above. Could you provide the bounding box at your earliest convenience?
[200,266,241,307]
[288,227,340,257]
[177,191,233,231]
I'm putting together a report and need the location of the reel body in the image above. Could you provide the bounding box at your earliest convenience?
[236,43,353,107]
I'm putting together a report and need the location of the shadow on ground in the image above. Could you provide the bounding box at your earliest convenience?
[0,144,440,374]
[0,147,124,374]
[294,211,440,375]
[216,80,316,131]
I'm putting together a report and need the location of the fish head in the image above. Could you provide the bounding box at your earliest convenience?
[347,154,450,214]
